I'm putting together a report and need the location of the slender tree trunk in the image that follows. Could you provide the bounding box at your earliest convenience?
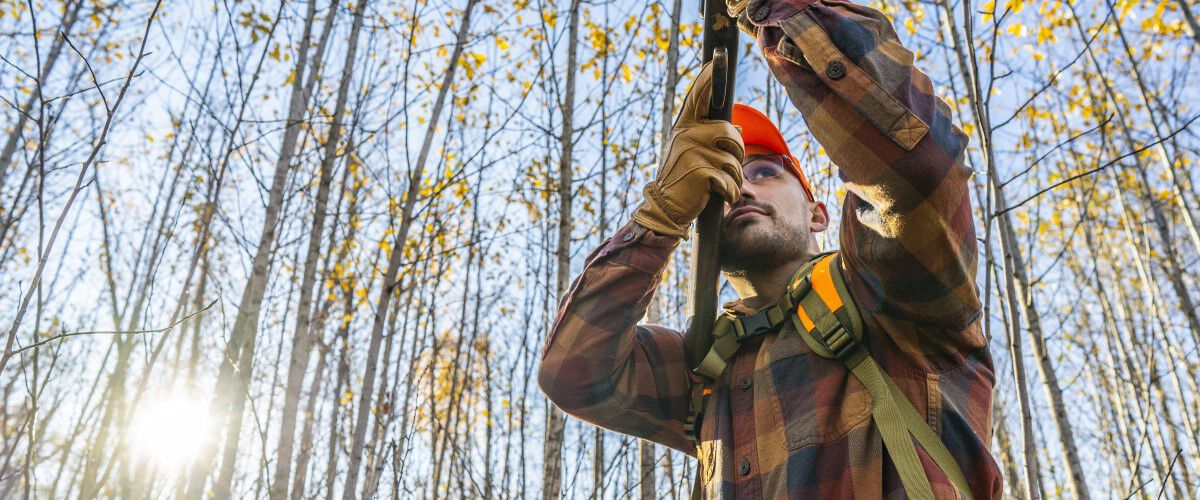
[270,0,353,495]
[325,281,356,500]
[298,139,363,500]
[291,342,329,500]
[0,0,84,191]
[360,293,402,500]
[1177,0,1200,46]
[543,1,583,498]
[1101,0,1200,253]
[186,0,322,494]
[991,207,1044,499]
[936,0,1045,495]
[1017,260,1089,499]
[340,2,478,497]
[991,397,1028,499]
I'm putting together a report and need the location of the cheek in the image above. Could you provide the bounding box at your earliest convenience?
[780,210,811,232]
[765,190,811,228]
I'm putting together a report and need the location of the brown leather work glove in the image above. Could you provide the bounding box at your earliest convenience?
[725,0,751,17]
[631,63,745,238]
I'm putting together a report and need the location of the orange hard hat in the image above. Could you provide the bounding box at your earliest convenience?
[731,103,815,202]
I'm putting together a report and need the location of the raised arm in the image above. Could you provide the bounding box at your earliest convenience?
[538,62,744,455]
[537,223,695,454]
[738,0,980,329]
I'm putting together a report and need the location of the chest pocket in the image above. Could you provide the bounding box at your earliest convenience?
[766,323,872,450]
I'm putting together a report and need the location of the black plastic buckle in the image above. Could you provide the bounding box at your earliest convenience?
[734,312,777,342]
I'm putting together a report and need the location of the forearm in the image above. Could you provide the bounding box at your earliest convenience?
[538,222,694,453]
[740,0,980,327]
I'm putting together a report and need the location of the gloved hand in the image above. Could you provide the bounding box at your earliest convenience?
[631,63,745,238]
[725,0,751,17]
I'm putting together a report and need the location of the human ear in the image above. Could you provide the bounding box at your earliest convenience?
[809,201,829,233]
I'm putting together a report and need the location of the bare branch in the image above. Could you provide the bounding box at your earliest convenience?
[8,300,217,358]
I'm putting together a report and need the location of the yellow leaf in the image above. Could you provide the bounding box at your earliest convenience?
[1006,22,1027,37]
[1036,25,1055,43]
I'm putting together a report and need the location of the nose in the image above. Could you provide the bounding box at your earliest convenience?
[738,178,759,202]
[726,178,758,213]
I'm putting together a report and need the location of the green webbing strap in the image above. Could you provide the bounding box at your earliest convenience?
[883,364,974,499]
[693,304,793,380]
[689,253,835,381]
[694,315,740,379]
[795,255,973,500]
[683,252,971,498]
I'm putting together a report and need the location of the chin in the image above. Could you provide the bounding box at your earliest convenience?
[718,222,809,273]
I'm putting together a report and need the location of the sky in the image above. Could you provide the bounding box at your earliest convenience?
[1,0,1198,496]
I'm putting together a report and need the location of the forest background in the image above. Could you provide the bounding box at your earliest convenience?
[0,0,1198,498]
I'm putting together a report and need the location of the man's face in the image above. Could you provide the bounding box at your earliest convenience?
[718,153,826,273]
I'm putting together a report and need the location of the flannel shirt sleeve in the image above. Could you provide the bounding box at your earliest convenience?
[537,222,696,455]
[740,0,981,329]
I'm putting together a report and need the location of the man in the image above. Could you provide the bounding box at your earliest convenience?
[538,0,1002,497]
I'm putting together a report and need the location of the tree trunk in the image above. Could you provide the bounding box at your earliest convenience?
[269,0,352,495]
[543,0,582,498]
[340,2,479,497]
[935,0,1046,495]
[639,441,657,499]
[0,0,85,191]
[186,0,323,494]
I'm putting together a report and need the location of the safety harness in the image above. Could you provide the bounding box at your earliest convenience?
[683,252,972,500]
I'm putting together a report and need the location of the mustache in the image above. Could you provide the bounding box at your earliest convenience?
[728,199,775,217]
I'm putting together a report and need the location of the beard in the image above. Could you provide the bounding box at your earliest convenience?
[717,199,810,274]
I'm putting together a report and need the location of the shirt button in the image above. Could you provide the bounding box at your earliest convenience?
[621,230,635,242]
[750,3,770,22]
[739,457,751,476]
[738,377,752,390]
[826,60,846,80]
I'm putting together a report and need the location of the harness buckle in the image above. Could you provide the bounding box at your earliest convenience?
[816,322,858,360]
[733,311,777,342]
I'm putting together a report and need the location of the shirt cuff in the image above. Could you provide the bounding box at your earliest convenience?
[591,221,681,274]
[736,0,818,34]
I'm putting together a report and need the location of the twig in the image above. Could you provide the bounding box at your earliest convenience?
[8,300,217,357]
[992,8,1111,131]
[1156,450,1181,499]
[995,113,1200,216]
[1000,114,1113,188]
[0,0,164,374]
[60,30,109,113]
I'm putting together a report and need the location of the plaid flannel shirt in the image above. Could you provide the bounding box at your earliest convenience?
[539,0,1003,497]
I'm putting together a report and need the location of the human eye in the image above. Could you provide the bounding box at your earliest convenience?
[744,161,782,182]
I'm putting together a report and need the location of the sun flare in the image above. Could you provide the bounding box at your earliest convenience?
[128,393,212,468]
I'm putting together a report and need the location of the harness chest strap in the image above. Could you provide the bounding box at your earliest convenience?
[794,254,973,500]
[684,253,973,500]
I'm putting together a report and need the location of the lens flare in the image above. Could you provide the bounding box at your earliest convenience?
[129,392,212,468]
